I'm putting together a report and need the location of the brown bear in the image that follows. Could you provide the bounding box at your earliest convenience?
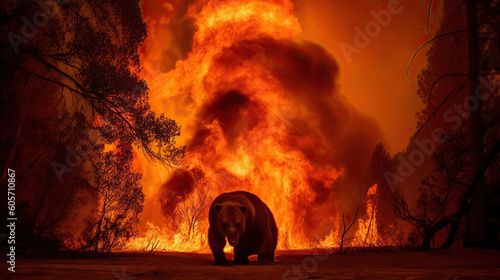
[208,191,277,265]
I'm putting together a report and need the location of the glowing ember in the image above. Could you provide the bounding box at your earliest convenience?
[126,0,384,252]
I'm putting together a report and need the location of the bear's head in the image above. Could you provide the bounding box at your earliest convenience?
[215,203,247,247]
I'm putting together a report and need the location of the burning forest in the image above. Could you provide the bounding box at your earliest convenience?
[130,0,388,253]
[1,0,499,279]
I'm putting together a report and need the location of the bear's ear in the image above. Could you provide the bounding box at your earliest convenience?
[215,204,223,212]
[239,206,247,214]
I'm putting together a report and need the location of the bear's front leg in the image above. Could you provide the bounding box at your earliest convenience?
[257,232,274,265]
[234,246,250,265]
[209,226,230,265]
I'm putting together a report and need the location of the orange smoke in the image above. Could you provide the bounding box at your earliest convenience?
[127,0,385,252]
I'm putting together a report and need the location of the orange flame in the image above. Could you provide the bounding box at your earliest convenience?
[354,184,382,247]
[124,0,385,253]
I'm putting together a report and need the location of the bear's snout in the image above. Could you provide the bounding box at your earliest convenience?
[225,227,239,246]
[228,238,238,246]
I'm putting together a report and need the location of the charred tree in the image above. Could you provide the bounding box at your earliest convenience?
[393,0,500,249]
[175,191,210,241]
[337,200,360,254]
[464,0,488,248]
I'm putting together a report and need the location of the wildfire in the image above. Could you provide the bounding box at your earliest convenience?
[125,0,384,253]
[354,184,382,247]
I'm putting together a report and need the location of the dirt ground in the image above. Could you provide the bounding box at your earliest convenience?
[3,248,500,280]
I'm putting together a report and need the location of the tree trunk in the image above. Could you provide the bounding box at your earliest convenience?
[419,140,500,249]
[464,0,489,248]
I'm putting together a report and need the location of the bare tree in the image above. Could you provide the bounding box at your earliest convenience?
[174,190,211,241]
[378,222,403,248]
[337,200,360,254]
[393,140,499,249]
[140,234,161,253]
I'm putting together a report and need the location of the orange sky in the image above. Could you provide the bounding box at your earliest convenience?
[295,0,434,154]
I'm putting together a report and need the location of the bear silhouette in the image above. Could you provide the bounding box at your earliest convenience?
[208,191,277,265]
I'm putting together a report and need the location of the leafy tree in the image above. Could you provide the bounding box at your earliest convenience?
[11,110,95,250]
[80,139,144,253]
[0,0,184,249]
[1,0,185,172]
[394,0,500,249]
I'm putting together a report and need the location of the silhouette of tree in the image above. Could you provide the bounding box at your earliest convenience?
[0,56,99,249]
[175,190,211,241]
[80,138,144,253]
[0,0,184,250]
[366,143,392,188]
[337,200,360,255]
[13,110,96,250]
[365,143,397,244]
[394,0,500,249]
[1,0,185,173]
